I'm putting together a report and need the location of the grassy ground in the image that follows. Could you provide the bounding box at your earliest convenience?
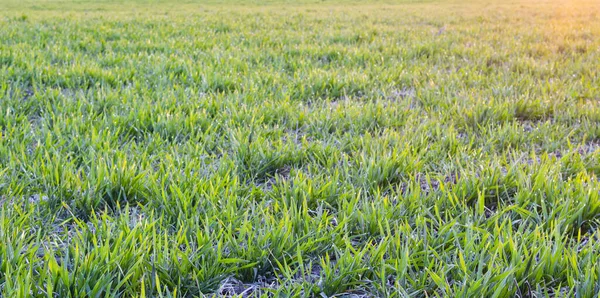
[1,0,600,296]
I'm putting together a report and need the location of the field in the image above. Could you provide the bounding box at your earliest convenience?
[1,0,600,296]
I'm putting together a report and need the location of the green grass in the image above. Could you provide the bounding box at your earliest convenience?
[1,0,600,296]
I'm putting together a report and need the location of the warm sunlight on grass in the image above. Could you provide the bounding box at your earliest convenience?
[0,0,599,296]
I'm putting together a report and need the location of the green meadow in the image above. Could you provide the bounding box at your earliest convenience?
[1,0,600,296]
